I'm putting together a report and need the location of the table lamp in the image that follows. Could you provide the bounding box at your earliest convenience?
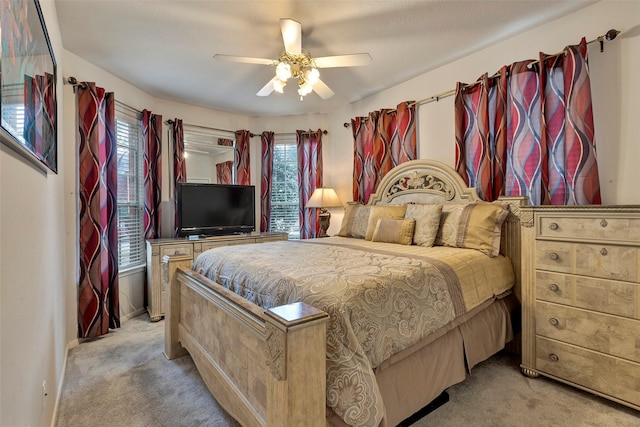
[306,187,343,237]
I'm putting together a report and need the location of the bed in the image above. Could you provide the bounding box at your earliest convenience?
[163,159,526,427]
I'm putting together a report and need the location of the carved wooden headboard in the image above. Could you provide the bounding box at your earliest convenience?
[367,159,527,304]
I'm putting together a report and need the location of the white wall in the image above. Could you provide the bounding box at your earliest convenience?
[325,0,640,223]
[0,2,66,426]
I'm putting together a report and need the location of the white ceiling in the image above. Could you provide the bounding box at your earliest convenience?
[55,1,593,117]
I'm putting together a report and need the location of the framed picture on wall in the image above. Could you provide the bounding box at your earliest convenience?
[0,0,57,173]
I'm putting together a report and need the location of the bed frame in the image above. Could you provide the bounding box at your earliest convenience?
[163,159,526,427]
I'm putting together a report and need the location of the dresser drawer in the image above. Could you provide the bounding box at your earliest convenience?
[201,239,258,251]
[538,215,640,243]
[536,301,640,363]
[536,336,640,407]
[160,244,193,258]
[536,240,639,281]
[536,271,639,318]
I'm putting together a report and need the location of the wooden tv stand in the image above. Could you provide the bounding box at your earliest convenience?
[145,232,288,321]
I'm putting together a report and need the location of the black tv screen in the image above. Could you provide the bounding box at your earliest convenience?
[177,183,256,237]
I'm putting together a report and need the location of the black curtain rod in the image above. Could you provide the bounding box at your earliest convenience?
[275,130,328,136]
[165,120,255,138]
[65,76,142,113]
[343,28,620,128]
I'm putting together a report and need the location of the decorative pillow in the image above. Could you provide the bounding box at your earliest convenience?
[365,205,408,241]
[435,202,509,256]
[404,204,443,247]
[371,218,415,245]
[338,203,371,239]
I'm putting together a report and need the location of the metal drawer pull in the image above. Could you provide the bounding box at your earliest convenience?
[549,317,559,326]
[549,353,559,362]
[549,222,559,230]
[600,219,608,227]
[600,248,608,256]
[548,252,559,261]
[548,283,559,292]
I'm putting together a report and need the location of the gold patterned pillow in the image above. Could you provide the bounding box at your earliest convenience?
[404,204,443,247]
[435,202,509,256]
[371,218,415,245]
[338,203,371,239]
[365,205,408,241]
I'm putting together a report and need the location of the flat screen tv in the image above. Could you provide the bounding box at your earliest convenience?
[177,183,256,237]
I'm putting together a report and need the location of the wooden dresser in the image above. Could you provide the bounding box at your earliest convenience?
[145,232,288,321]
[520,205,640,410]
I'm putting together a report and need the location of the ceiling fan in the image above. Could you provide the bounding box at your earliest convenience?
[214,18,372,100]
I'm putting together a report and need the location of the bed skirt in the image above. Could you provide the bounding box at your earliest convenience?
[327,294,516,427]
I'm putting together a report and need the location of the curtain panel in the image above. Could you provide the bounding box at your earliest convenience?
[142,110,162,239]
[455,38,601,205]
[216,138,234,185]
[260,131,275,232]
[76,82,120,338]
[235,130,251,185]
[297,129,323,239]
[351,101,417,204]
[172,119,186,236]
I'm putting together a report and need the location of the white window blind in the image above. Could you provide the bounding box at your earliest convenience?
[115,103,144,269]
[270,140,299,239]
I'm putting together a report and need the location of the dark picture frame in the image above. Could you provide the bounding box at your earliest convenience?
[0,0,57,173]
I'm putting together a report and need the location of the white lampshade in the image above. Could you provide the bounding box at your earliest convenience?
[275,62,292,81]
[273,78,286,93]
[306,188,343,208]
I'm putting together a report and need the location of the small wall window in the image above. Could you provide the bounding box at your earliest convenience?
[270,140,299,239]
[115,103,144,269]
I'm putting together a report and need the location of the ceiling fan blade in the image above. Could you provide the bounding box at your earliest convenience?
[314,53,372,68]
[257,77,277,97]
[214,54,274,66]
[313,79,334,100]
[280,18,302,55]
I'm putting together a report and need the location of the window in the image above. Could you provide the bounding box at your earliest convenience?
[270,140,299,239]
[115,103,144,269]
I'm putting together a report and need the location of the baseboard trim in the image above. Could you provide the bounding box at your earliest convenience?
[50,339,77,427]
[121,307,146,322]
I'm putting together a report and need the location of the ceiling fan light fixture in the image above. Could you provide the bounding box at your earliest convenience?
[273,78,286,93]
[306,67,320,85]
[275,61,292,81]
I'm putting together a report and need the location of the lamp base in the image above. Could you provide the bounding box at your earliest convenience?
[318,208,330,238]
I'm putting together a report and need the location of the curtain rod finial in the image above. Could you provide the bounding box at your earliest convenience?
[606,29,620,41]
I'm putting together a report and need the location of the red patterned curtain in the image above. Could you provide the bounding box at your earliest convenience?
[351,101,417,203]
[76,82,120,338]
[142,110,162,239]
[260,131,275,232]
[216,138,234,184]
[297,129,323,239]
[23,72,56,168]
[235,130,251,185]
[172,119,186,236]
[455,38,601,205]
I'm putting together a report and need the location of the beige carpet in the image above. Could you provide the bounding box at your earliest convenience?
[55,314,639,427]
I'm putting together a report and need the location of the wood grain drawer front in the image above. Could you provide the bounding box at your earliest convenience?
[536,241,639,281]
[536,336,640,407]
[536,301,640,363]
[536,271,639,318]
[160,244,193,258]
[201,239,258,251]
[538,215,640,243]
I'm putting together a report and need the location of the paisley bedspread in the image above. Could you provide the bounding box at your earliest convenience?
[192,236,514,427]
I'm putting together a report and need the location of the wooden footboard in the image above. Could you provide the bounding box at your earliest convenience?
[163,254,329,427]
